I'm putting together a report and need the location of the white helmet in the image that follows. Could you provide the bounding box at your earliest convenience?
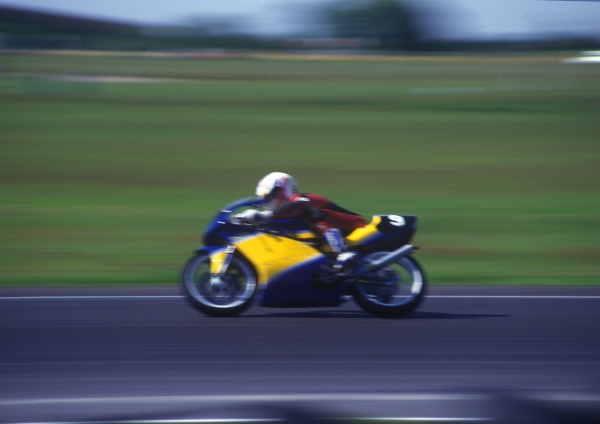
[255,172,299,210]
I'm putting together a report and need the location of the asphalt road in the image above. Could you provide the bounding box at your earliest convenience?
[1,285,600,424]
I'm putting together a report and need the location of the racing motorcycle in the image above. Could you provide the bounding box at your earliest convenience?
[181,197,427,318]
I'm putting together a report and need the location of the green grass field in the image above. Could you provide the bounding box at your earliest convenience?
[1,52,599,286]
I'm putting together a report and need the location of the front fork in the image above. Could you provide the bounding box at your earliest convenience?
[216,245,236,275]
[209,245,236,293]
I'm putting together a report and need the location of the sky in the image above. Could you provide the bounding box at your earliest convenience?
[1,0,599,40]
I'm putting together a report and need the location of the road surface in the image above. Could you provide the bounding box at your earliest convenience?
[1,285,599,423]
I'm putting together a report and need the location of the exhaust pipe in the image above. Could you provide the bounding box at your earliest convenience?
[366,245,416,271]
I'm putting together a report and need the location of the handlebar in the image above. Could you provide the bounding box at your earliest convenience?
[228,215,304,241]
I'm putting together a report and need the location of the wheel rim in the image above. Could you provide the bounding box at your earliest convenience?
[184,255,256,309]
[356,253,423,307]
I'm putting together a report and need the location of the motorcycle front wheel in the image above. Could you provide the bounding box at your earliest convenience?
[353,253,427,318]
[181,253,257,317]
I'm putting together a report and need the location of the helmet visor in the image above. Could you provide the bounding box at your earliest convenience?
[263,186,284,210]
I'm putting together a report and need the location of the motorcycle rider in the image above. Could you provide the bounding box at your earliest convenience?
[234,172,367,271]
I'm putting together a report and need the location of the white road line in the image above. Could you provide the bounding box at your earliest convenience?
[1,295,599,301]
[0,393,489,407]
[11,420,282,424]
[10,419,491,424]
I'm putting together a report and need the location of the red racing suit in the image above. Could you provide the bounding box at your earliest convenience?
[270,193,367,237]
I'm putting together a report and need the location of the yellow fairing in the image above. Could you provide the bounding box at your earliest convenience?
[346,216,382,246]
[234,234,322,285]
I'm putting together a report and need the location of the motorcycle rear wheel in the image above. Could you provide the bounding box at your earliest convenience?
[353,254,426,318]
[181,253,257,317]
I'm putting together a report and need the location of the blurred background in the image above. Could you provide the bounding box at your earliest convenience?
[2,0,600,50]
[0,0,599,286]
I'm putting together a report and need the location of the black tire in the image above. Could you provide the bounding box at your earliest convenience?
[181,253,257,317]
[353,254,427,318]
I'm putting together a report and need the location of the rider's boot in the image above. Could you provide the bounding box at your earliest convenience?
[323,229,357,275]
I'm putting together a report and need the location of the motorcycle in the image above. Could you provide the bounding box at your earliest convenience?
[181,197,427,318]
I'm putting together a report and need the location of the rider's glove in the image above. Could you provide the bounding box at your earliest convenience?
[255,210,273,223]
[232,209,257,225]
[232,209,273,225]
